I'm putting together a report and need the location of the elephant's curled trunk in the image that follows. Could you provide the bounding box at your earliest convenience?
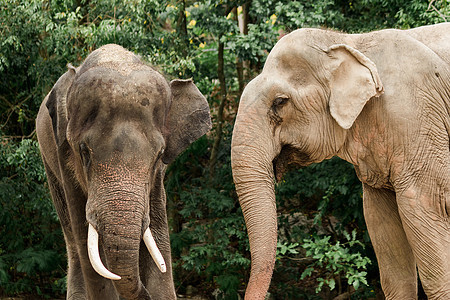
[231,112,279,299]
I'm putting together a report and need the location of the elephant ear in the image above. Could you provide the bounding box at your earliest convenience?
[326,44,384,129]
[162,79,212,164]
[46,64,77,145]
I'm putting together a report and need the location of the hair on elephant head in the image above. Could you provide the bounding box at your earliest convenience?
[36,44,211,300]
[231,23,450,299]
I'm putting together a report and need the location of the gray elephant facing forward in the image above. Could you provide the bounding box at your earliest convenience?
[36,44,211,299]
[231,23,450,299]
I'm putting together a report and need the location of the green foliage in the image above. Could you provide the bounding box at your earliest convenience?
[1,0,448,298]
[167,133,250,298]
[277,241,300,260]
[277,158,365,235]
[0,138,66,296]
[301,230,371,293]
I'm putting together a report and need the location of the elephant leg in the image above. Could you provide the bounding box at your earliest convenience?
[66,244,87,300]
[45,161,118,299]
[141,222,175,299]
[397,185,450,299]
[363,184,417,299]
[43,160,88,299]
[141,169,176,299]
[64,191,118,299]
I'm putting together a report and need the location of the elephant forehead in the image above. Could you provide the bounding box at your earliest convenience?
[240,75,293,107]
[79,66,167,98]
[66,72,169,145]
[265,52,318,83]
[69,68,169,117]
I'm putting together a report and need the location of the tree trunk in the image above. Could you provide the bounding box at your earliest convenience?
[236,1,251,106]
[208,40,227,178]
[236,58,244,98]
[177,0,189,57]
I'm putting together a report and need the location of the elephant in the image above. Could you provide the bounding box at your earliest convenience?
[36,44,211,299]
[231,23,450,299]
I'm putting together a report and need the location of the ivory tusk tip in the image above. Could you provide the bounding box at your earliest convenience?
[160,263,167,273]
[107,273,122,280]
[143,227,167,273]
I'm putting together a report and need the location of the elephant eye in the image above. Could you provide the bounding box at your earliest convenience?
[273,97,289,107]
[79,143,91,168]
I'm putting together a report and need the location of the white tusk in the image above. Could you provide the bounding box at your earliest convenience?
[87,224,121,280]
[143,228,167,273]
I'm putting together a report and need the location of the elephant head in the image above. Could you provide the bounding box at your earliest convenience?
[40,44,211,299]
[231,30,383,298]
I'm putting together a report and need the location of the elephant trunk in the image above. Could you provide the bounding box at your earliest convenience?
[103,220,147,299]
[231,106,279,299]
[87,181,163,300]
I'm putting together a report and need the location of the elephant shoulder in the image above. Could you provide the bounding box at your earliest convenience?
[404,23,450,66]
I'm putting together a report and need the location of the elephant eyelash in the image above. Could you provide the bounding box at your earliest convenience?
[157,148,164,161]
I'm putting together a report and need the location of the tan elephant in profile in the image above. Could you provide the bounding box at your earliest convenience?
[231,23,450,299]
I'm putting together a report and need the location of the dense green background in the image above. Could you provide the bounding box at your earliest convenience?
[1,0,448,298]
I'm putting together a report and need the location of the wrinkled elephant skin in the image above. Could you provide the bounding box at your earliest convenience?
[36,44,211,299]
[231,23,450,299]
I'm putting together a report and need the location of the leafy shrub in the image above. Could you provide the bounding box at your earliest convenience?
[167,133,251,299]
[301,230,371,293]
[0,138,66,297]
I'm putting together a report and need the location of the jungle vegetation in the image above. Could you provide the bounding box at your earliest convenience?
[1,0,448,298]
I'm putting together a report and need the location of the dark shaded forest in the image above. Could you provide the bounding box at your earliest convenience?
[1,0,448,298]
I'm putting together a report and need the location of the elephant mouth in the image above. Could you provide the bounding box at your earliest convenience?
[273,145,311,181]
